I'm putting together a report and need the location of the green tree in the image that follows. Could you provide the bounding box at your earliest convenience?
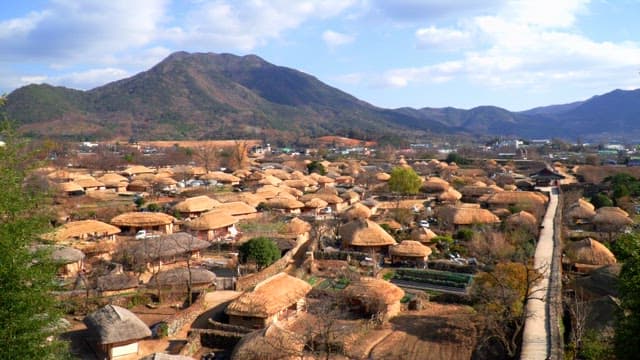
[388,167,422,195]
[615,253,640,359]
[307,160,327,175]
[590,193,613,209]
[445,152,470,165]
[238,237,281,270]
[610,233,640,262]
[0,122,69,358]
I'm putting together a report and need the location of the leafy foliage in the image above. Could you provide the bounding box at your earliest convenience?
[590,193,613,209]
[610,233,640,261]
[445,152,471,165]
[615,252,640,359]
[238,237,281,270]
[388,166,422,195]
[307,160,327,175]
[0,122,69,358]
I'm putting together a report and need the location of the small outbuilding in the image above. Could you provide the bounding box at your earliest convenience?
[343,277,404,321]
[84,305,152,359]
[389,240,432,267]
[111,212,176,235]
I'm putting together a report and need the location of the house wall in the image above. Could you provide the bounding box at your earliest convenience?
[228,314,268,329]
[110,341,138,359]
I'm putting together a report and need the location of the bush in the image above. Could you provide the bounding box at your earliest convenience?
[146,203,161,212]
[591,193,613,209]
[455,229,474,242]
[238,237,281,270]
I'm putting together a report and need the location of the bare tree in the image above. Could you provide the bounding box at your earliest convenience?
[567,289,590,359]
[231,140,250,169]
[193,144,220,172]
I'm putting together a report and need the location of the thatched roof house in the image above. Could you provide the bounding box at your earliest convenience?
[149,267,216,290]
[342,202,372,220]
[437,206,500,229]
[48,245,85,277]
[411,227,438,244]
[121,165,155,177]
[231,322,305,360]
[201,171,241,184]
[438,187,462,203]
[213,201,258,218]
[264,197,304,214]
[97,272,139,296]
[74,176,105,191]
[226,273,312,328]
[339,219,397,251]
[130,232,211,267]
[421,177,450,193]
[564,238,617,271]
[343,277,404,320]
[505,211,538,232]
[184,210,239,242]
[286,217,312,237]
[390,240,432,266]
[59,181,85,196]
[567,199,597,223]
[376,172,391,181]
[111,212,176,234]
[174,196,220,217]
[43,220,120,243]
[84,305,151,359]
[593,206,633,231]
[483,191,548,208]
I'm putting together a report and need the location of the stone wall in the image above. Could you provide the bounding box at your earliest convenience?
[161,291,207,336]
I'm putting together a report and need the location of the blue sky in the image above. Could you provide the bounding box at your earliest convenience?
[1,0,640,111]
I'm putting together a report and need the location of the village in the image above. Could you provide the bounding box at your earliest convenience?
[36,136,635,360]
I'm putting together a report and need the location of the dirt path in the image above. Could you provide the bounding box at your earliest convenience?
[520,186,558,359]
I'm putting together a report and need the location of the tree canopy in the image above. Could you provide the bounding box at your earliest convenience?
[388,167,422,195]
[239,237,281,270]
[307,160,327,175]
[0,122,68,358]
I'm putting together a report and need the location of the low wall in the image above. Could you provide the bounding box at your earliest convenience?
[161,292,207,336]
[180,328,246,356]
[549,187,564,359]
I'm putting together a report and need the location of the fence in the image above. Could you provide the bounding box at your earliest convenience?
[549,186,564,358]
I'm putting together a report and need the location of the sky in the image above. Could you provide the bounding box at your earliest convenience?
[1,0,640,111]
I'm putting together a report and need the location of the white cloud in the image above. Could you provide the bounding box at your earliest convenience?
[322,30,355,49]
[415,26,472,50]
[164,0,358,51]
[53,68,129,89]
[372,0,640,94]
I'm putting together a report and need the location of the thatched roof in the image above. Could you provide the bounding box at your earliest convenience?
[258,175,283,186]
[437,206,500,225]
[283,218,307,235]
[460,185,497,197]
[201,171,241,183]
[43,220,121,242]
[567,201,596,220]
[225,273,312,318]
[492,208,513,218]
[485,191,548,206]
[505,211,538,228]
[49,245,85,264]
[281,179,308,190]
[149,267,216,287]
[174,196,220,213]
[593,207,633,227]
[339,219,397,247]
[411,227,438,243]
[122,165,155,176]
[265,197,304,209]
[212,201,257,216]
[421,177,450,193]
[376,172,391,181]
[304,197,328,209]
[74,176,105,188]
[59,181,84,193]
[47,169,77,181]
[213,192,264,207]
[565,238,617,266]
[130,232,210,261]
[97,273,139,292]
[277,185,303,198]
[390,240,432,258]
[111,212,176,227]
[343,277,404,305]
[231,322,305,360]
[97,173,129,186]
[300,192,344,204]
[185,210,238,230]
[343,202,372,220]
[264,168,292,180]
[255,185,281,199]
[84,305,151,344]
[438,188,462,202]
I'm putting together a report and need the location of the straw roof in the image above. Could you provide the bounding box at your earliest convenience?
[255,185,281,199]
[421,177,450,193]
[376,172,391,181]
[460,185,497,197]
[127,179,151,190]
[286,217,312,235]
[59,181,84,193]
[281,179,308,190]
[343,277,404,305]
[265,197,304,209]
[231,322,305,360]
[97,173,129,186]
[411,227,438,243]
[438,188,462,202]
[485,191,548,206]
[593,207,633,227]
[264,168,292,180]
[185,210,238,230]
[122,165,155,176]
[111,212,175,227]
[47,169,77,181]
[84,305,151,344]
[43,220,121,242]
[74,176,105,189]
[258,175,283,186]
[154,176,177,186]
[304,197,328,209]
[97,273,139,292]
[174,196,220,213]
[505,211,538,228]
[226,273,312,318]
[50,245,85,264]
[390,240,432,258]
[213,192,264,207]
[565,238,617,266]
[343,202,372,220]
[130,232,211,261]
[339,219,397,247]
[201,171,241,183]
[437,206,501,225]
[149,267,216,287]
[277,185,303,198]
[567,201,596,221]
[212,201,257,216]
[300,192,344,204]
[341,190,361,202]
[492,208,512,218]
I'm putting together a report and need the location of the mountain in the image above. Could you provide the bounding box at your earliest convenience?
[3,51,448,142]
[3,51,640,141]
